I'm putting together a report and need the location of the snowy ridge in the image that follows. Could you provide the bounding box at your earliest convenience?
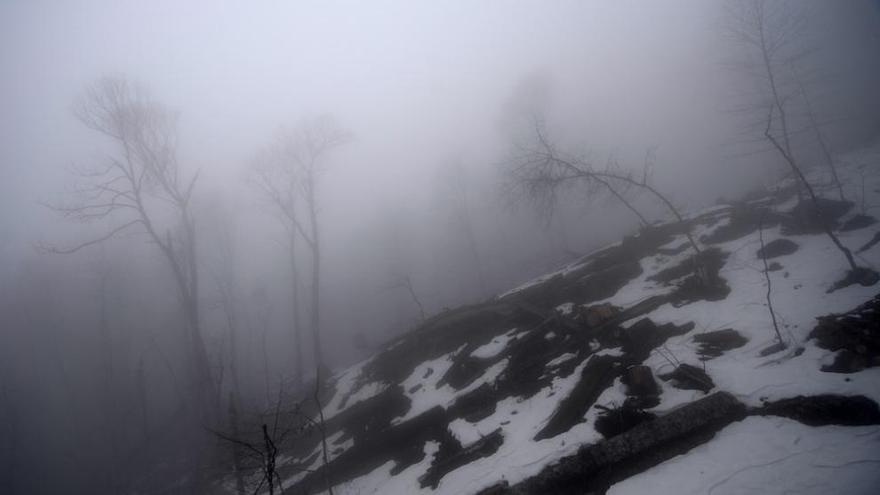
[260,143,880,495]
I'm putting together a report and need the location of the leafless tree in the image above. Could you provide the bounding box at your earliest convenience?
[250,116,352,376]
[725,1,845,200]
[507,121,703,261]
[43,76,214,412]
[727,0,874,284]
[389,273,427,323]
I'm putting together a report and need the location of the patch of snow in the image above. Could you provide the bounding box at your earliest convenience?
[395,356,509,424]
[556,302,574,315]
[471,333,516,359]
[594,347,624,357]
[321,441,441,495]
[546,352,577,367]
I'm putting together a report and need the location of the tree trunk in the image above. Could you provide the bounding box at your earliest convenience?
[290,230,304,390]
[307,173,325,372]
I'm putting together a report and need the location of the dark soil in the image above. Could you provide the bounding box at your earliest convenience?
[693,329,748,360]
[810,293,880,373]
[594,405,656,439]
[485,392,747,495]
[756,238,798,259]
[621,365,660,397]
[659,363,714,393]
[841,214,877,232]
[826,267,880,293]
[857,231,880,253]
[534,354,620,440]
[781,198,853,235]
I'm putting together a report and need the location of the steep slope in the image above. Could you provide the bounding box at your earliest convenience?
[261,145,880,495]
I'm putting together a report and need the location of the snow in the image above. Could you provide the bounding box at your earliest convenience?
[395,352,509,424]
[320,441,441,495]
[546,352,577,367]
[470,329,519,359]
[301,144,880,495]
[608,417,880,495]
[321,359,373,419]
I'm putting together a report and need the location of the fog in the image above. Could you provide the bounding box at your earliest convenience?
[1,1,879,493]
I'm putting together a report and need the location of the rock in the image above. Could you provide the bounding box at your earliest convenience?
[534,355,619,440]
[621,365,660,397]
[621,319,693,363]
[579,303,619,327]
[693,329,748,360]
[500,392,747,495]
[594,404,656,438]
[756,238,798,259]
[659,363,714,393]
[758,395,880,426]
[419,428,504,489]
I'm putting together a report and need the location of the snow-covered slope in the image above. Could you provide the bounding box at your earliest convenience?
[263,144,880,495]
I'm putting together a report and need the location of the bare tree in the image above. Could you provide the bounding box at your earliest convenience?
[507,121,703,261]
[726,1,875,283]
[251,116,352,375]
[725,0,808,200]
[389,274,427,323]
[44,76,214,411]
[795,74,845,201]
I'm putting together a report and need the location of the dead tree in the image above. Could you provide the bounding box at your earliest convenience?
[507,121,704,265]
[251,116,351,375]
[764,107,863,275]
[725,0,807,201]
[211,383,335,495]
[389,274,427,323]
[728,1,875,286]
[44,76,214,414]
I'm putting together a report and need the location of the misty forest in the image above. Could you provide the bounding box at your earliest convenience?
[3,1,880,494]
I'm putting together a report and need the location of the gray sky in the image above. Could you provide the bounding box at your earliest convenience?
[1,0,879,347]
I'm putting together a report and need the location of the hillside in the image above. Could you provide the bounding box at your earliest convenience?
[255,145,880,494]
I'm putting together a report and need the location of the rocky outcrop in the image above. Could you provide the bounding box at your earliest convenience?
[483,392,747,495]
